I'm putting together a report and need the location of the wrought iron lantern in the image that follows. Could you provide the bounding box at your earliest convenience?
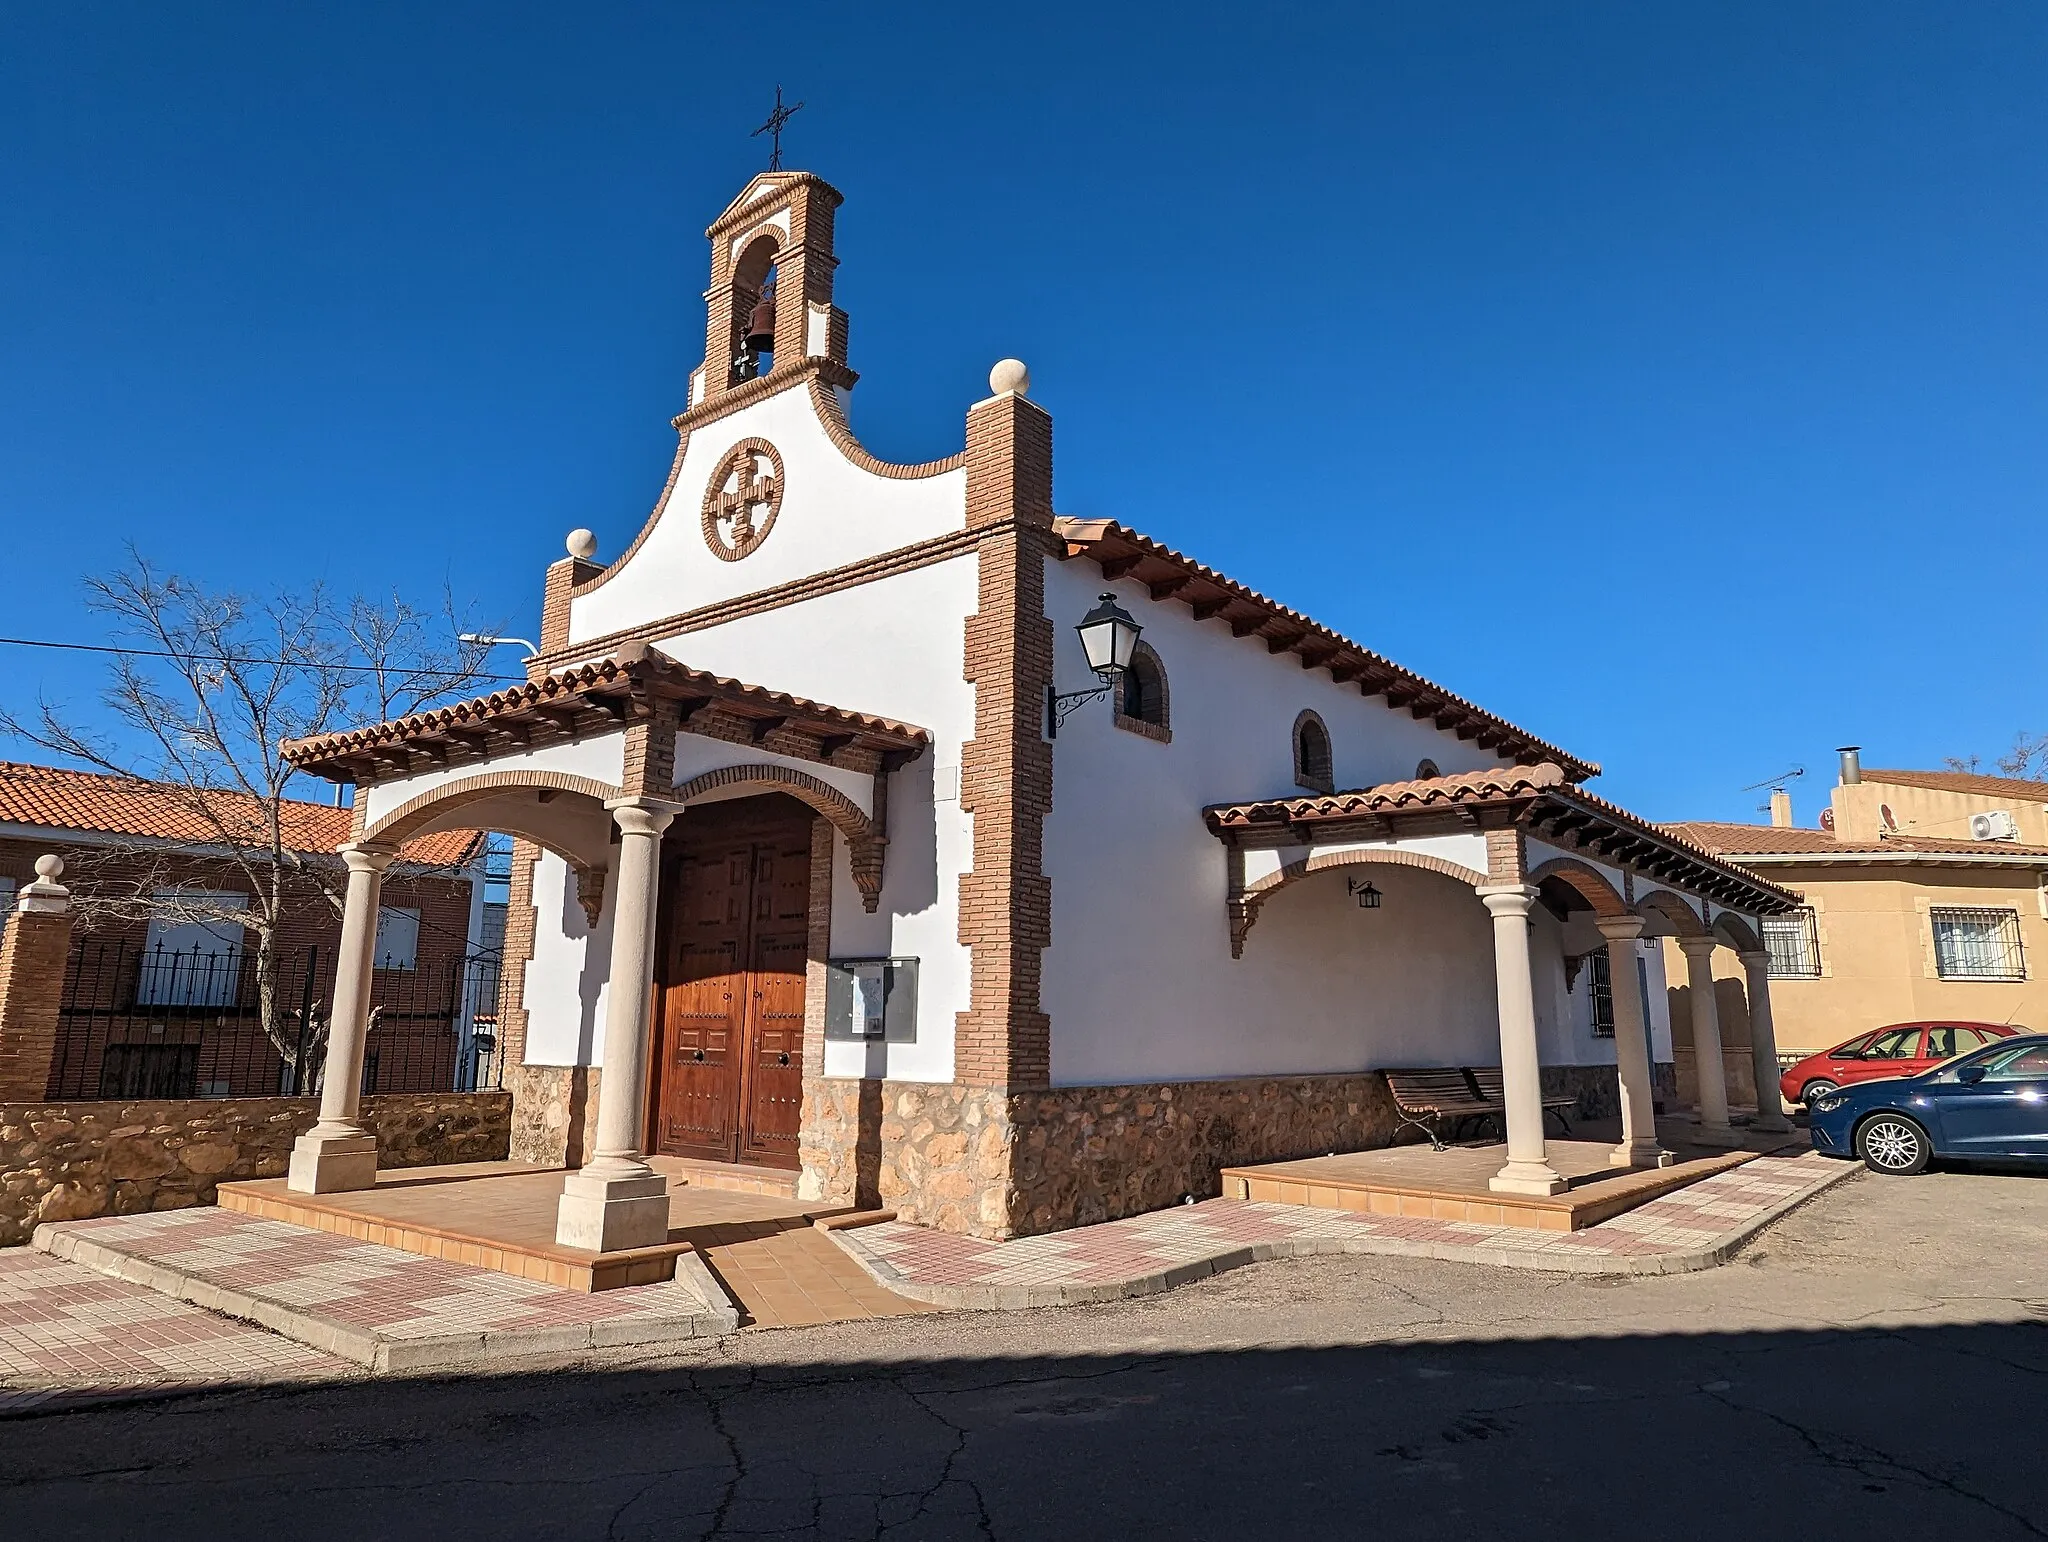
[1347,877,1382,910]
[1047,592,1143,737]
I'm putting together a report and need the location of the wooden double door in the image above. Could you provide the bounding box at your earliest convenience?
[648,797,811,1170]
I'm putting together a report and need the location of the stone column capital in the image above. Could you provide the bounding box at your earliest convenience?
[339,842,398,875]
[1595,915,1646,942]
[1676,934,1720,959]
[1476,883,1538,919]
[605,798,678,839]
[1737,949,1772,972]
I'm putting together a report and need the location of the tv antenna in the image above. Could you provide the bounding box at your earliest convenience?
[1740,766,1806,793]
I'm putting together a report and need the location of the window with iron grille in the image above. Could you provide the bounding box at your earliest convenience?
[1586,948,1615,1038]
[1763,907,1822,979]
[1931,906,2026,981]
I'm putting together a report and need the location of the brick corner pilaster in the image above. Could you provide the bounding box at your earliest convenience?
[0,898,76,1102]
[956,388,1056,1093]
[537,555,605,666]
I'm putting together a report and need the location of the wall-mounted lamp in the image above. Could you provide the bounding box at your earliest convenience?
[1347,878,1382,910]
[1046,593,1143,738]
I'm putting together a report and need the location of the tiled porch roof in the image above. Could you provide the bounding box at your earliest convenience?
[1052,517,1598,781]
[281,643,930,787]
[1204,763,1802,915]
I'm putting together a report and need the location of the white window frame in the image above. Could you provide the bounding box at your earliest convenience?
[373,906,422,972]
[1930,906,2026,982]
[137,890,247,1007]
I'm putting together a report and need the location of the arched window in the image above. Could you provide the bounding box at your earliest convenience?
[1293,710,1334,793]
[1414,758,1441,780]
[1113,642,1170,742]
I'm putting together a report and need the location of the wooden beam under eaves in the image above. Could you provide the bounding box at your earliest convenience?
[1097,553,1145,581]
[1149,576,1190,601]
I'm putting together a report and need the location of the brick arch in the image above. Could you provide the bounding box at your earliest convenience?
[363,770,621,848]
[1712,911,1764,955]
[672,762,887,913]
[1636,887,1709,939]
[1528,857,1629,919]
[1231,847,1489,958]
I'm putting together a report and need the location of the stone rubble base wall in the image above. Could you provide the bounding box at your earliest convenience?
[0,1091,512,1246]
[507,1063,602,1168]
[801,1063,1673,1242]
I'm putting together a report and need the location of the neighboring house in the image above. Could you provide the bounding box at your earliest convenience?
[272,168,1798,1245]
[1664,748,2048,1103]
[0,761,488,1099]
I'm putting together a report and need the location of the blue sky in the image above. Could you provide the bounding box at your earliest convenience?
[4,1,2043,824]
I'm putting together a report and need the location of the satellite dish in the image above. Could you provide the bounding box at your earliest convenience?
[1820,809,1836,832]
[1881,804,1898,831]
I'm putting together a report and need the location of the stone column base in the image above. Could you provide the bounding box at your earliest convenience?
[1489,1161,1568,1196]
[1693,1123,1744,1148]
[287,1132,378,1194]
[1610,1141,1675,1169]
[555,1170,671,1252]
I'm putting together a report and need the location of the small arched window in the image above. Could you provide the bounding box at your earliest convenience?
[1113,642,1171,742]
[1293,710,1334,793]
[1414,759,1441,781]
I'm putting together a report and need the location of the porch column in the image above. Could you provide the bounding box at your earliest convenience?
[288,842,396,1193]
[1738,950,1792,1133]
[1595,917,1670,1169]
[1678,936,1738,1145]
[1478,884,1566,1196]
[556,798,675,1252]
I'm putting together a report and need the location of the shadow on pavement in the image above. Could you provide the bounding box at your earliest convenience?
[3,1319,2046,1540]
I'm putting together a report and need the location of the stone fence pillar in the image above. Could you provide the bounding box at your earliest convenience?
[0,856,76,1102]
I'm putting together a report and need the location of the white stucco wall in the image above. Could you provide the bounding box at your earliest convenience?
[1040,554,1563,1086]
[522,848,618,1068]
[645,553,981,1083]
[566,387,966,645]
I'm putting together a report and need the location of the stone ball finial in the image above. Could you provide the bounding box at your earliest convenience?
[988,359,1031,398]
[566,528,598,560]
[34,853,63,882]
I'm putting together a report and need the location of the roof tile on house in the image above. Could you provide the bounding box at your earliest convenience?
[1663,820,2048,861]
[0,761,476,866]
[1860,767,2048,800]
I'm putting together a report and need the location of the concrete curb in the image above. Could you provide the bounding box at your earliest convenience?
[33,1224,741,1372]
[827,1160,1863,1310]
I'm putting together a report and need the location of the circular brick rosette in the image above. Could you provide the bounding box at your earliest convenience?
[701,438,784,561]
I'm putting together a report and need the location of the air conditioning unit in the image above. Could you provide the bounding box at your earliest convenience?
[1970,810,2020,842]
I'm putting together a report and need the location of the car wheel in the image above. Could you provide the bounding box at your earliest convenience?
[1800,1079,1839,1107]
[1856,1113,1931,1176]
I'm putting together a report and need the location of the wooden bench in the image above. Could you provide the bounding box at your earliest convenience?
[1382,1069,1502,1151]
[1467,1067,1578,1136]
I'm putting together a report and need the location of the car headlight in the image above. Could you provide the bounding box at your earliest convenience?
[1813,1095,1847,1114]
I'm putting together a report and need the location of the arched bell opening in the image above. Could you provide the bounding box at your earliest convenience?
[730,234,782,382]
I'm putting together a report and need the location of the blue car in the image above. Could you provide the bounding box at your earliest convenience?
[1807,1033,2048,1174]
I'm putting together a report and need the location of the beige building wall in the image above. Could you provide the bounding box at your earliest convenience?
[1833,779,2048,846]
[1662,864,2048,1110]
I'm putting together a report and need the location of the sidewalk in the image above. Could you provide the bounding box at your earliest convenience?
[831,1150,1857,1308]
[0,1246,350,1414]
[32,1207,737,1373]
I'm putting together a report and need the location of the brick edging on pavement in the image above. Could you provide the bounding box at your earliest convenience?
[32,1224,740,1372]
[827,1160,1864,1310]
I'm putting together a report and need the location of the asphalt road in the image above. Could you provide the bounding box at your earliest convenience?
[5,1164,2046,1541]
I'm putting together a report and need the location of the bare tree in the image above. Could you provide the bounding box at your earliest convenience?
[1,551,505,1081]
[1947,735,2048,782]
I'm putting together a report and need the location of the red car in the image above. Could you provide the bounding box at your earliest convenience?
[1781,1021,2027,1108]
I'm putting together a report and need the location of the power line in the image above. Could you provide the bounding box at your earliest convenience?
[0,635,526,683]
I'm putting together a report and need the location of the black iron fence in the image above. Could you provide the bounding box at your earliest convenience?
[48,940,507,1102]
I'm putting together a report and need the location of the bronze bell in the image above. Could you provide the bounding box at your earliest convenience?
[744,297,776,355]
